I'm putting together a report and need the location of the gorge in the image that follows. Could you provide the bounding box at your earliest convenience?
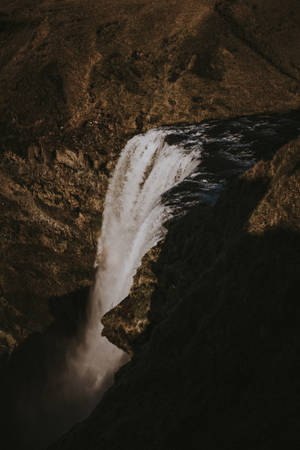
[2,113,300,449]
[0,0,300,449]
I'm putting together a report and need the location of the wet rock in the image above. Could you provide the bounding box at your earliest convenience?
[102,246,161,355]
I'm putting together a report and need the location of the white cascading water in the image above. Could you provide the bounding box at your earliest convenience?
[94,128,201,312]
[67,128,201,402]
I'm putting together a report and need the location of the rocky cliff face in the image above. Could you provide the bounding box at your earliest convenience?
[0,0,300,449]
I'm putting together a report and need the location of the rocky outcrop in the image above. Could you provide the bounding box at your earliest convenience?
[102,245,161,355]
[0,142,108,358]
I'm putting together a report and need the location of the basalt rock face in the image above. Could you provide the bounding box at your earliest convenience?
[1,0,300,358]
[0,145,107,364]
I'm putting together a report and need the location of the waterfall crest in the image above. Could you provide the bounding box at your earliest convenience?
[94,128,201,315]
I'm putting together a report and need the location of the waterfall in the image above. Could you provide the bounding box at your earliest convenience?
[94,128,201,314]
[67,114,297,413]
[67,128,201,402]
